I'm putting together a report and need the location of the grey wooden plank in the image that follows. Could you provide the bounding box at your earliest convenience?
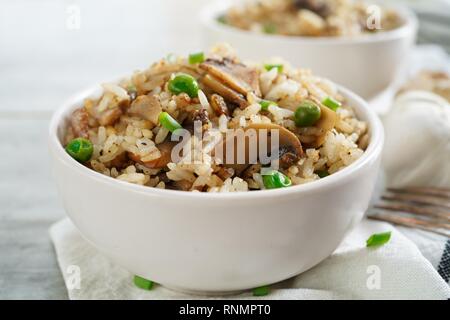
[0,118,67,299]
[0,0,205,112]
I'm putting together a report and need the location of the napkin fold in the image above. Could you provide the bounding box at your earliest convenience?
[49,218,450,300]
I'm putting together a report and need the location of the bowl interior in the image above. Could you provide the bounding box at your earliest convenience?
[49,81,383,199]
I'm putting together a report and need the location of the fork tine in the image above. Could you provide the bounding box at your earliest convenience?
[382,194,450,210]
[368,214,450,238]
[374,203,450,221]
[388,187,450,199]
[370,212,450,230]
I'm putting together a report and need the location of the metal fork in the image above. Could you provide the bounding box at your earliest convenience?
[367,187,450,237]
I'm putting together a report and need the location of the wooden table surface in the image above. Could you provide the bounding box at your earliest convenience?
[0,0,206,299]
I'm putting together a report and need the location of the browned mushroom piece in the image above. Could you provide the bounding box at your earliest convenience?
[199,58,261,96]
[128,140,177,169]
[213,123,303,175]
[313,104,338,147]
[70,107,89,138]
[170,179,193,191]
[96,107,123,126]
[241,163,261,179]
[202,74,248,109]
[215,166,234,180]
[292,0,330,17]
[210,94,230,116]
[128,95,162,126]
[173,93,192,109]
[247,123,303,161]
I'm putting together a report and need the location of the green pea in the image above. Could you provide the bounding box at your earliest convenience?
[159,112,182,133]
[65,138,93,162]
[188,52,205,64]
[168,73,199,98]
[133,275,154,290]
[262,170,292,189]
[294,100,321,127]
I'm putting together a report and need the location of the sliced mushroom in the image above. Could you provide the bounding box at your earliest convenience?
[70,107,89,138]
[292,0,330,17]
[128,140,177,169]
[213,123,303,174]
[210,94,230,116]
[96,107,123,126]
[199,58,261,96]
[128,95,162,126]
[169,179,193,191]
[246,123,303,159]
[202,74,248,109]
[313,104,338,146]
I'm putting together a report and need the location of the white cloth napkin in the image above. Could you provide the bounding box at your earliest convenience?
[49,218,450,300]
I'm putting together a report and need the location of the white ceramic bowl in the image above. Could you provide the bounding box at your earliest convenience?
[49,84,383,294]
[201,1,417,99]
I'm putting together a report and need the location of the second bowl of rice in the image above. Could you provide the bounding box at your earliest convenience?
[201,0,417,99]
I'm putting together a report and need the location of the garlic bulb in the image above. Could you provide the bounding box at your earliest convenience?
[382,91,450,188]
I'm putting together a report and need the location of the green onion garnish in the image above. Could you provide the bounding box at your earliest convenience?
[322,96,342,111]
[316,170,329,178]
[133,275,154,290]
[188,52,205,64]
[259,99,276,111]
[217,15,227,24]
[262,170,292,189]
[159,112,182,133]
[253,285,270,296]
[366,231,391,247]
[264,64,283,73]
[263,23,277,34]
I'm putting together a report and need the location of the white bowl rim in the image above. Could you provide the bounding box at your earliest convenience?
[200,0,418,45]
[49,83,384,200]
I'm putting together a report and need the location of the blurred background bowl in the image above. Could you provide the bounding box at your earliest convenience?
[201,0,418,99]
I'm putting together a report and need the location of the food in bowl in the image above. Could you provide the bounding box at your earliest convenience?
[63,44,369,192]
[398,71,450,102]
[219,0,401,37]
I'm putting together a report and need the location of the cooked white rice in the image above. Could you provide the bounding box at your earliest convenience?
[64,43,369,192]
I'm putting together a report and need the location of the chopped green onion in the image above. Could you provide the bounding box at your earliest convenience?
[366,231,391,247]
[294,100,321,127]
[253,285,270,296]
[262,170,292,189]
[322,96,342,111]
[188,52,205,65]
[133,275,154,290]
[168,73,199,98]
[316,170,329,178]
[159,112,182,133]
[259,99,276,111]
[65,138,93,162]
[264,64,283,73]
[263,23,277,34]
[166,53,177,64]
[217,15,227,24]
